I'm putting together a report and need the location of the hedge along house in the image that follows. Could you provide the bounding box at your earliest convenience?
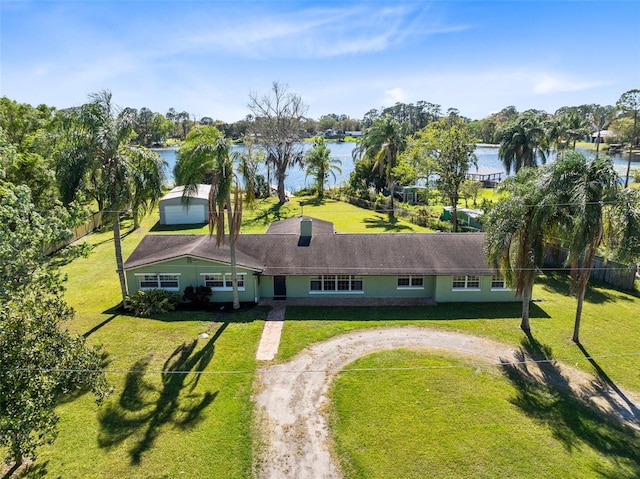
[123,217,520,304]
[158,184,210,225]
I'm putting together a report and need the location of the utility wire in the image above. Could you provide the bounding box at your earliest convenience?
[3,351,640,376]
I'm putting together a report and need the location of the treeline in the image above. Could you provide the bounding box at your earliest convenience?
[467,102,638,146]
[3,91,638,152]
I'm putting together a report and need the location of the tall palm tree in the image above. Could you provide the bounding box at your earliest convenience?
[539,152,622,343]
[129,147,166,229]
[484,168,550,332]
[353,115,407,215]
[56,90,165,309]
[587,104,617,155]
[616,89,640,187]
[235,134,267,203]
[174,126,244,309]
[564,110,591,150]
[305,137,342,199]
[497,110,549,174]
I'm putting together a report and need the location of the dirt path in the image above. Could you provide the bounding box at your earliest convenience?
[252,326,640,479]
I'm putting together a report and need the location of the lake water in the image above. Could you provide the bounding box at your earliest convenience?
[155,143,634,191]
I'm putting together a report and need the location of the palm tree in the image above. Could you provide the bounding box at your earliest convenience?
[305,137,342,199]
[174,126,244,309]
[353,115,407,215]
[235,134,265,204]
[540,152,623,343]
[129,148,166,229]
[56,90,166,309]
[587,104,617,155]
[563,109,591,150]
[616,89,640,187]
[497,110,549,174]
[484,168,550,332]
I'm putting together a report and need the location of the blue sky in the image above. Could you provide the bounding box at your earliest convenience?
[2,1,639,122]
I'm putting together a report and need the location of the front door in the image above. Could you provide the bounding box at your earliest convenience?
[273,276,287,299]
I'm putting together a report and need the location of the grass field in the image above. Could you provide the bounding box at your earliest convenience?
[330,350,640,478]
[10,195,640,478]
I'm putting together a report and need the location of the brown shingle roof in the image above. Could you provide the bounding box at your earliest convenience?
[125,230,493,276]
[265,216,335,235]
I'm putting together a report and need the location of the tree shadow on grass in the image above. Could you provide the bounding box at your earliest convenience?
[284,302,550,321]
[89,227,135,248]
[537,271,636,305]
[363,214,413,232]
[97,323,228,465]
[2,460,50,479]
[576,343,640,423]
[83,313,119,338]
[242,202,287,230]
[500,333,640,477]
[148,221,208,232]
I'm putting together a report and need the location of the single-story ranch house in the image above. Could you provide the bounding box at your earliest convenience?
[123,217,520,304]
[159,184,210,225]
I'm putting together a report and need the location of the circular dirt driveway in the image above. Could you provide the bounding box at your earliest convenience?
[252,326,640,479]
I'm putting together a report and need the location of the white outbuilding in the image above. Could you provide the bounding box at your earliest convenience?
[159,184,210,225]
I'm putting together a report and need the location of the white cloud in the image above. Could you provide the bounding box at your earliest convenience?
[381,87,411,106]
[532,74,607,94]
[180,3,465,59]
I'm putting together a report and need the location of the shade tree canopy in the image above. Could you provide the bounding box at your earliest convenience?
[0,177,108,470]
[413,114,477,232]
[248,81,308,205]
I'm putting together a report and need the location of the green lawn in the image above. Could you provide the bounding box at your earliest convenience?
[279,273,640,478]
[331,350,640,478]
[279,273,640,393]
[12,198,640,478]
[21,212,266,478]
[149,195,434,235]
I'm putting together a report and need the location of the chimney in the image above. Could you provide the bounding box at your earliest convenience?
[300,218,312,238]
[298,218,312,246]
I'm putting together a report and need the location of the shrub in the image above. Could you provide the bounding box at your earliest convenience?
[293,186,316,197]
[374,193,389,212]
[182,285,212,306]
[127,289,180,317]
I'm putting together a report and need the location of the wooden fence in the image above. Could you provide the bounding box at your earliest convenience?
[544,245,638,291]
[45,211,103,255]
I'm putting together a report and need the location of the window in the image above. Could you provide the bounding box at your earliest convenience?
[202,273,245,291]
[452,275,480,290]
[159,274,179,289]
[397,275,424,289]
[491,272,506,289]
[323,276,337,291]
[310,277,322,291]
[137,273,180,291]
[203,274,224,288]
[140,274,160,289]
[309,275,363,293]
[337,275,351,291]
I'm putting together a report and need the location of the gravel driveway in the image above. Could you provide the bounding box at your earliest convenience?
[252,326,640,479]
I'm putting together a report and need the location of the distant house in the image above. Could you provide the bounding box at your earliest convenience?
[394,185,426,205]
[442,207,483,231]
[159,184,210,225]
[124,217,518,305]
[591,130,617,143]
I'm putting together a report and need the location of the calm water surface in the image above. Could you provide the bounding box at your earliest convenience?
[155,143,634,191]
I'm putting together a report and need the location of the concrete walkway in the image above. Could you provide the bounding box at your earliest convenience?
[255,305,286,361]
